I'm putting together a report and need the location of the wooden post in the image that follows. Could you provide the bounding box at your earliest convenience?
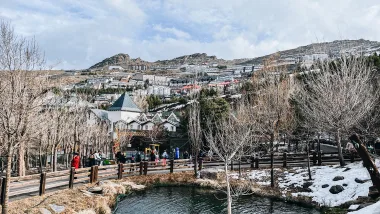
[250,157,254,169]
[198,158,203,171]
[312,151,317,166]
[143,161,148,175]
[170,159,174,173]
[283,152,287,168]
[255,158,259,169]
[94,165,98,183]
[39,172,47,196]
[139,161,143,175]
[318,151,322,166]
[69,167,75,189]
[90,166,95,183]
[118,163,123,179]
[230,160,234,171]
[0,177,6,205]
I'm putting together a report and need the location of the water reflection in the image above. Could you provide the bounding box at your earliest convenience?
[115,187,320,214]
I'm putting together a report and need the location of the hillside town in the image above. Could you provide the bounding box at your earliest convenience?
[2,1,380,214]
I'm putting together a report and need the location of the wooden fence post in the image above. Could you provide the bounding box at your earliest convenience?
[139,162,143,175]
[0,177,6,205]
[118,163,123,179]
[350,153,355,163]
[170,159,174,173]
[230,160,234,171]
[250,157,254,169]
[94,165,98,183]
[318,151,322,166]
[90,166,95,183]
[255,158,259,169]
[143,161,148,175]
[283,152,287,168]
[238,160,241,176]
[312,151,317,166]
[39,172,47,196]
[69,167,75,189]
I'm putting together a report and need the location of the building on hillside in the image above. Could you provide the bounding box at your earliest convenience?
[109,66,124,71]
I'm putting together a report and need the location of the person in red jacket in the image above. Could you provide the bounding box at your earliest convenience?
[71,153,80,169]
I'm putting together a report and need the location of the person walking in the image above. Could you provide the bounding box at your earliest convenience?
[89,151,96,167]
[183,151,189,159]
[71,153,80,169]
[162,150,168,166]
[94,151,101,166]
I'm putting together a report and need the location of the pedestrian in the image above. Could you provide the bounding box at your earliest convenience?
[155,150,159,165]
[162,150,168,166]
[94,151,101,166]
[71,153,80,169]
[183,151,189,159]
[150,149,156,162]
[98,151,104,166]
[89,151,96,167]
[136,151,141,162]
[131,154,135,163]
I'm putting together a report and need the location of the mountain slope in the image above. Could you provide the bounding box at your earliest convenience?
[239,39,380,65]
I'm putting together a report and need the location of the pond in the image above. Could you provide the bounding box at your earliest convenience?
[115,187,320,214]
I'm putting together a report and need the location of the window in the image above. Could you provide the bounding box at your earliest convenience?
[130,125,133,129]
[171,126,174,131]
[138,125,141,130]
[145,125,148,130]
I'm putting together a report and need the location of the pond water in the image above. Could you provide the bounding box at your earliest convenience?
[115,187,320,214]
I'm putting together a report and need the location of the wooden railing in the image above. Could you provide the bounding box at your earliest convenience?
[0,151,361,201]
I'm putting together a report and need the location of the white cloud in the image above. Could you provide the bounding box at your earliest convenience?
[1,0,380,69]
[153,24,191,39]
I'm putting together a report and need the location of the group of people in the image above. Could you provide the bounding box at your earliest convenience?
[149,149,169,166]
[89,151,103,167]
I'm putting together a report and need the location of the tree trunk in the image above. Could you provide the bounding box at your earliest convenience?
[225,162,232,214]
[336,130,345,166]
[25,147,30,171]
[2,147,13,214]
[194,154,198,177]
[307,142,312,180]
[38,147,43,173]
[52,145,58,172]
[17,142,25,177]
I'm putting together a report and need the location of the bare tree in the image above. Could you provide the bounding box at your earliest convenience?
[204,103,254,214]
[295,56,378,166]
[252,55,293,187]
[188,98,202,176]
[0,20,46,214]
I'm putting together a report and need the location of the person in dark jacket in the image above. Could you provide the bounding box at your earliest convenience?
[89,151,96,167]
[116,151,126,164]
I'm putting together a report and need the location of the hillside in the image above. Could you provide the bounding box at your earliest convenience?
[239,39,380,65]
[89,39,380,70]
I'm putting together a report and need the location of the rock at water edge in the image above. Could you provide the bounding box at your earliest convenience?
[333,176,344,181]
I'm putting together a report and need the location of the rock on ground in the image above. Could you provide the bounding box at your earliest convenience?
[329,185,344,194]
[48,204,65,213]
[200,168,223,180]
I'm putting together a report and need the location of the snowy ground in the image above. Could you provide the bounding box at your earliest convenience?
[241,160,380,207]
[348,200,380,214]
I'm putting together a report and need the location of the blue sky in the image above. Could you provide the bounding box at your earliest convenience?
[1,0,380,69]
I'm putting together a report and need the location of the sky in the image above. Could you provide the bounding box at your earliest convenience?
[1,0,380,69]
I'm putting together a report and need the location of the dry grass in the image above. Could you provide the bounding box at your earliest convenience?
[6,181,125,214]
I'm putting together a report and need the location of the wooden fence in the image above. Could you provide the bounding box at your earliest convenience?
[0,151,361,203]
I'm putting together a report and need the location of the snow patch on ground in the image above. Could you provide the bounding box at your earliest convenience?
[348,200,380,214]
[279,161,374,207]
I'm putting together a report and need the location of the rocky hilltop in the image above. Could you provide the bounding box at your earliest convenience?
[89,53,151,70]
